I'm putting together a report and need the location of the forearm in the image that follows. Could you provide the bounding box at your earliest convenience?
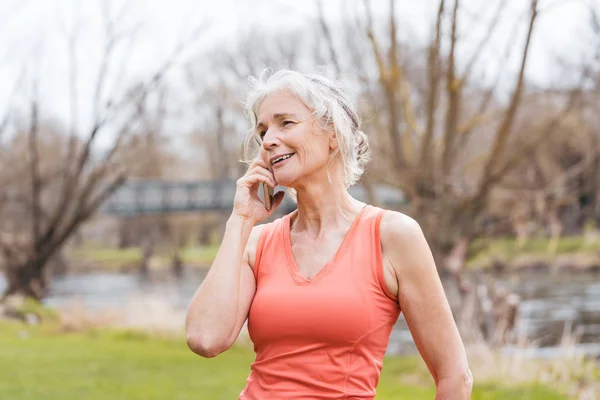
[185,215,254,345]
[434,370,473,400]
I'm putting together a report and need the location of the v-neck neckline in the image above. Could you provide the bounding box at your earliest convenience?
[282,205,369,284]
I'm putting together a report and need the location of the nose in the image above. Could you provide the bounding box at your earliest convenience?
[261,128,279,150]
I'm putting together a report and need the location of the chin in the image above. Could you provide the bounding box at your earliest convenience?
[274,172,299,188]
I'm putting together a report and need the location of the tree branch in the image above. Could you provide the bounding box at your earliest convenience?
[441,0,461,174]
[27,72,42,255]
[475,0,539,201]
[461,0,507,81]
[487,89,582,186]
[46,172,126,261]
[419,0,445,171]
[457,5,525,150]
[316,0,341,75]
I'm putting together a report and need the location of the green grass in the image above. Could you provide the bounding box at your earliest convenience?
[468,235,600,268]
[476,235,600,255]
[67,245,221,270]
[180,246,220,265]
[67,247,144,269]
[0,321,567,399]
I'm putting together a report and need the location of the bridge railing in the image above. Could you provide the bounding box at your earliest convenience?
[100,179,405,216]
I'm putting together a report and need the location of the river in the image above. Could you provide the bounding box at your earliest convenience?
[1,268,599,358]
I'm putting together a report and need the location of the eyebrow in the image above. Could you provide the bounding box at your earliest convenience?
[256,113,300,131]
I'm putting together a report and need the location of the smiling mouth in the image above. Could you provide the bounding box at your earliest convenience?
[272,153,295,165]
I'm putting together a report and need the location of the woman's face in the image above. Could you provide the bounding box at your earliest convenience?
[256,92,337,187]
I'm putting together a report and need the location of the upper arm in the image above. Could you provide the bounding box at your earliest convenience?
[380,212,469,383]
[226,224,264,345]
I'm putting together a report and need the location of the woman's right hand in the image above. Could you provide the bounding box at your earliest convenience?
[231,158,285,224]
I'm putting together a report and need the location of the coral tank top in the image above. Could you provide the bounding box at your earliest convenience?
[239,205,401,400]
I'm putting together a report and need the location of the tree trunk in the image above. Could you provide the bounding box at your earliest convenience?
[172,252,183,278]
[2,260,48,302]
[416,210,522,347]
[140,240,154,276]
[547,207,563,254]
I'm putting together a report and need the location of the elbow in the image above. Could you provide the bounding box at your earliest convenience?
[435,368,474,399]
[461,368,474,392]
[450,367,474,390]
[186,333,231,358]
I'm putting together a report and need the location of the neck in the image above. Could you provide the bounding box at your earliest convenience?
[290,171,365,238]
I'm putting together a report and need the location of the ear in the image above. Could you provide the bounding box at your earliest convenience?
[329,132,339,151]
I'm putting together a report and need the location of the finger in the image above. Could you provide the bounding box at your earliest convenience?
[237,174,274,189]
[248,162,274,177]
[249,157,271,170]
[246,166,277,187]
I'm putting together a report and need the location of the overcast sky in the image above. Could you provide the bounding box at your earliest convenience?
[0,0,596,139]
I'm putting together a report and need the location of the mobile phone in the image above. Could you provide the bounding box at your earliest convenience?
[252,136,275,211]
[263,183,274,211]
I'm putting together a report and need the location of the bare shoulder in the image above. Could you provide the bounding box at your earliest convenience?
[379,210,434,276]
[380,210,424,248]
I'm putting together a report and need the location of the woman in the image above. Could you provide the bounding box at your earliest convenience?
[185,69,473,399]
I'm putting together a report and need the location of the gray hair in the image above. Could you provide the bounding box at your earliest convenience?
[240,69,371,198]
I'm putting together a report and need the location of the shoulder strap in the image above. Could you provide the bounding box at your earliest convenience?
[368,206,399,303]
[253,217,284,280]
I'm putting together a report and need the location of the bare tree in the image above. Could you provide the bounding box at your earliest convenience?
[330,0,591,345]
[0,2,206,301]
[357,0,586,268]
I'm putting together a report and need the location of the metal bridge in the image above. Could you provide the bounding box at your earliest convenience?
[100,179,405,216]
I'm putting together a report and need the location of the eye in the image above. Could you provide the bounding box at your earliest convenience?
[258,130,266,139]
[282,120,295,127]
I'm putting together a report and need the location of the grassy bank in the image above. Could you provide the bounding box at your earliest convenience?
[468,235,600,269]
[65,234,600,272]
[0,320,570,400]
[67,245,220,271]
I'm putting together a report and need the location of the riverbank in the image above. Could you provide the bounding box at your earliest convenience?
[65,245,219,272]
[468,235,600,271]
[64,234,600,273]
[1,319,593,399]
